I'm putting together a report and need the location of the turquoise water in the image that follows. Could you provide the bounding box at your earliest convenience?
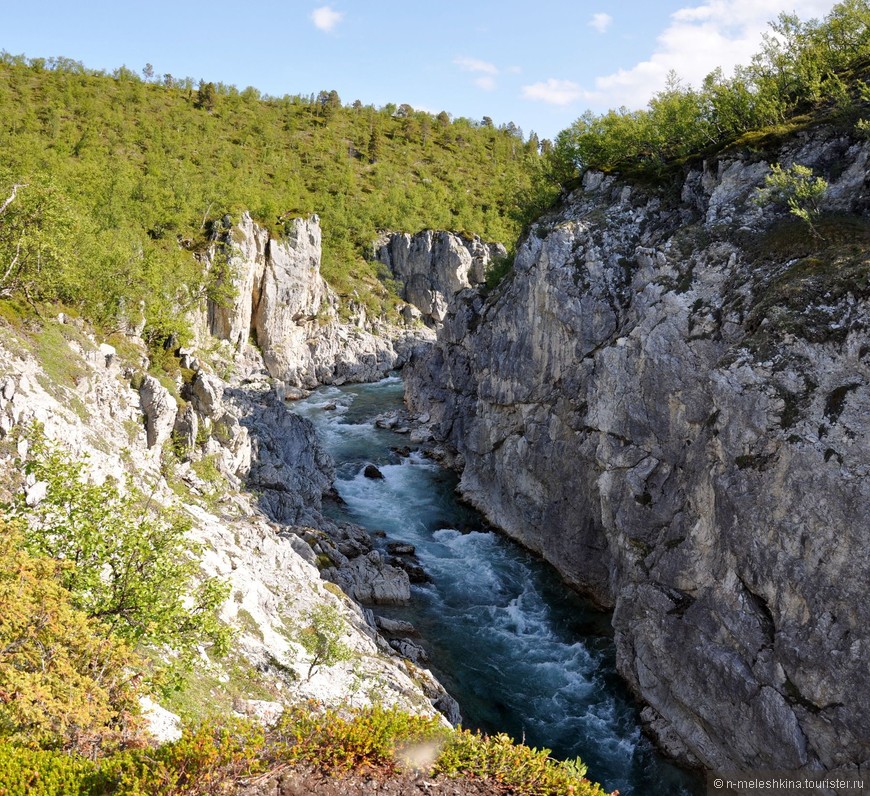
[291,377,703,796]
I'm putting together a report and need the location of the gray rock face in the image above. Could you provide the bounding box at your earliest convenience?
[326,550,411,605]
[207,213,269,348]
[139,375,177,448]
[242,393,334,527]
[406,127,870,774]
[190,372,224,418]
[376,230,506,326]
[255,216,327,381]
[203,214,434,387]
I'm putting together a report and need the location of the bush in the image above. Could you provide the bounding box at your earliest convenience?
[0,520,144,754]
[6,429,231,687]
[294,604,354,679]
[755,162,828,236]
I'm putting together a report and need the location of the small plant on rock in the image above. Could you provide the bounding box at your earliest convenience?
[294,603,354,680]
[755,162,828,238]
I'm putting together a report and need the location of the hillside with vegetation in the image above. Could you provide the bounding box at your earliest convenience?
[550,0,870,184]
[1,2,869,794]
[0,55,553,348]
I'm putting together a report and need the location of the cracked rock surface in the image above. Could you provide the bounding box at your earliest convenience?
[405,126,870,774]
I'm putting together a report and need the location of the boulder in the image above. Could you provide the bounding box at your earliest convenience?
[233,698,285,727]
[139,375,177,448]
[375,616,418,636]
[389,638,429,663]
[190,372,224,418]
[328,550,411,605]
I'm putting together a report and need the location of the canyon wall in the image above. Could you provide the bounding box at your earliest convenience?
[405,127,870,775]
[375,230,506,326]
[199,213,435,387]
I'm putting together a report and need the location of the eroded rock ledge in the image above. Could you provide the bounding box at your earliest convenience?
[196,213,434,387]
[405,126,870,775]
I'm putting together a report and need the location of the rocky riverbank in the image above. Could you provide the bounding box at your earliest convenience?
[0,306,459,739]
[404,126,870,775]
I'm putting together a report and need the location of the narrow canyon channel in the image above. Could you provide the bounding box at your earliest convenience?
[292,376,704,796]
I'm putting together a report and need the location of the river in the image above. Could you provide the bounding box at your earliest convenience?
[291,376,704,796]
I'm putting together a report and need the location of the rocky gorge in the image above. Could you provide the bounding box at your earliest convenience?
[0,214,499,738]
[2,118,867,788]
[405,126,870,777]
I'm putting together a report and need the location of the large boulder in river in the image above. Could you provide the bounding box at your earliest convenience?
[327,551,411,605]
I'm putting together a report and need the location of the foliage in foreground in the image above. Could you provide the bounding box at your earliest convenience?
[0,520,144,755]
[3,429,231,688]
[0,705,611,796]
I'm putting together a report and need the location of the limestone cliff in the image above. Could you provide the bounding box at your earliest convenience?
[405,127,870,775]
[199,213,434,387]
[0,314,455,736]
[375,230,507,326]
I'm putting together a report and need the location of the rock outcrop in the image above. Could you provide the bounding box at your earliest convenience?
[0,313,457,730]
[139,374,178,448]
[200,214,434,387]
[375,230,507,326]
[406,127,870,775]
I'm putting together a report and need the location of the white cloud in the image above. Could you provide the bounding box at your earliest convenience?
[474,76,497,91]
[310,6,343,33]
[453,56,499,75]
[589,0,835,109]
[589,12,613,33]
[521,79,585,106]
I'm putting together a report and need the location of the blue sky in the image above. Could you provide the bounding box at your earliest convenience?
[3,0,838,140]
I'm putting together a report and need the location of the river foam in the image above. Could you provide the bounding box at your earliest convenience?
[291,377,703,796]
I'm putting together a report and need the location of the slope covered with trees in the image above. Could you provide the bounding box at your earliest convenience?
[551,0,870,183]
[0,55,553,348]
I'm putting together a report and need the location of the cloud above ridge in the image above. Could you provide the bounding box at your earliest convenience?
[588,0,836,108]
[521,78,585,106]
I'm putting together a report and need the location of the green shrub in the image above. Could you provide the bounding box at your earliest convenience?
[484,254,514,290]
[6,429,231,688]
[294,603,354,679]
[755,163,828,236]
[0,520,145,755]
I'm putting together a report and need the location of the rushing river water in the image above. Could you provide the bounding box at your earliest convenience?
[292,377,704,796]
